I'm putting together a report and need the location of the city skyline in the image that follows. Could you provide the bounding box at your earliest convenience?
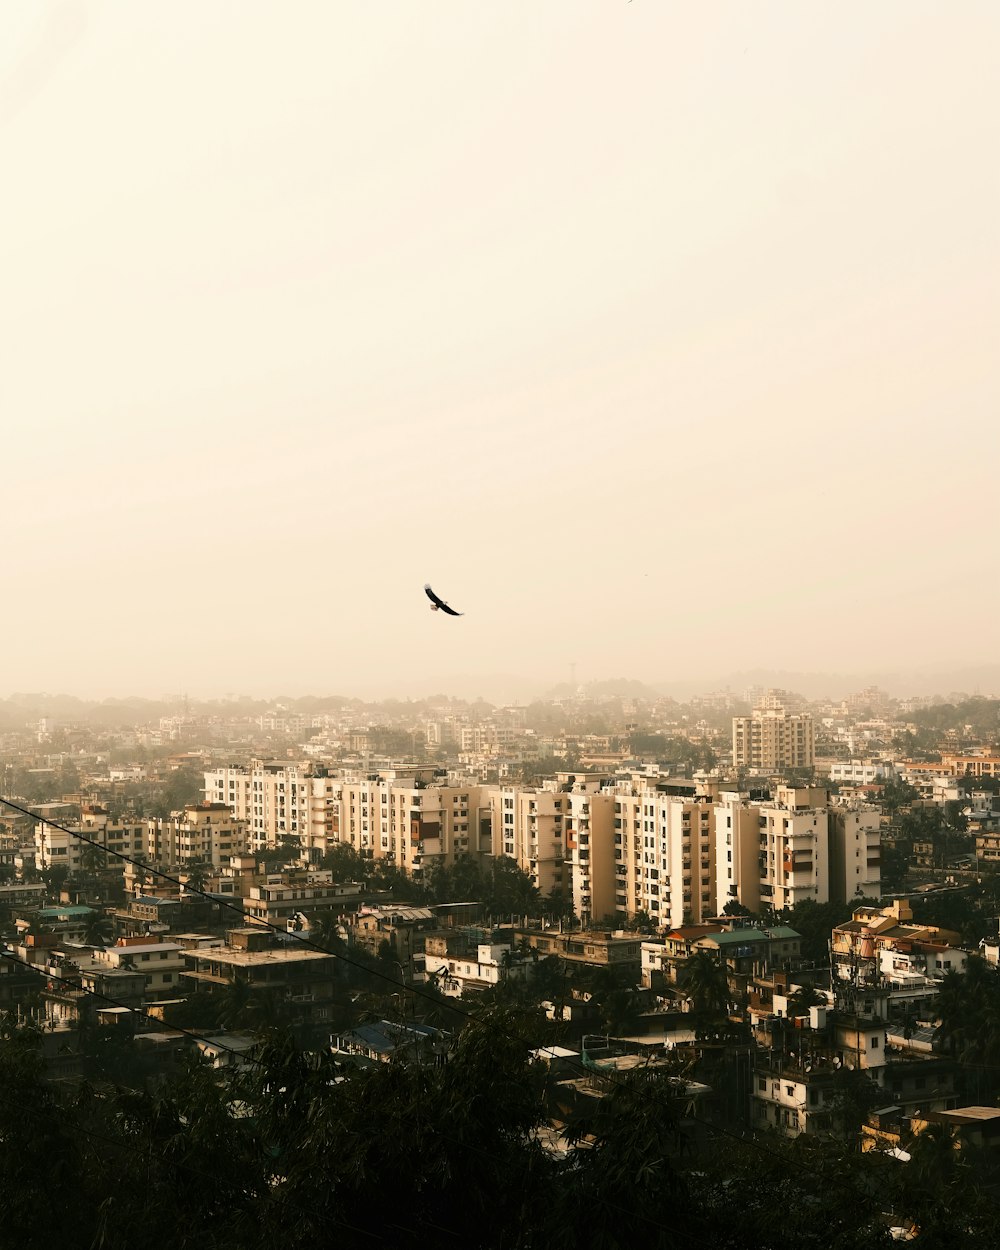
[3,2,998,697]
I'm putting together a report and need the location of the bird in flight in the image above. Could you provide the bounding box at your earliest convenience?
[424,584,463,616]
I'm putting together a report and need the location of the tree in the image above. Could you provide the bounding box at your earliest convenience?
[217,972,253,1030]
[599,987,645,1038]
[788,980,823,1016]
[40,865,69,897]
[783,898,855,964]
[82,911,113,948]
[79,843,108,876]
[183,861,210,894]
[320,843,365,881]
[542,1070,692,1250]
[680,951,729,1018]
[828,1067,882,1144]
[544,887,576,922]
[486,856,541,918]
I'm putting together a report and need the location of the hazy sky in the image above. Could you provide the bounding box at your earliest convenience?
[2,1,998,699]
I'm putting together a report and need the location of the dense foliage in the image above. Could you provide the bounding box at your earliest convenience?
[4,1004,1000,1249]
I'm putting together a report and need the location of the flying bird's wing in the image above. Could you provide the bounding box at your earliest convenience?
[424,584,463,616]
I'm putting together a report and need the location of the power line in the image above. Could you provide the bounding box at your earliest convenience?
[0,792,969,1226]
[0,792,482,1024]
[0,945,268,1066]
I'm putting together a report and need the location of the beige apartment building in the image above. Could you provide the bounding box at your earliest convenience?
[35,806,146,876]
[732,709,815,773]
[333,770,493,879]
[145,803,249,868]
[493,785,570,901]
[610,779,719,928]
[828,807,882,903]
[564,787,616,923]
[205,761,492,879]
[714,785,880,914]
[490,775,719,927]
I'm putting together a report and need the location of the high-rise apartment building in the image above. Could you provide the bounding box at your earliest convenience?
[333,770,492,878]
[145,803,249,868]
[732,709,815,773]
[204,760,318,849]
[204,762,878,926]
[829,807,882,902]
[205,761,491,879]
[714,785,880,913]
[608,778,719,928]
[492,785,571,901]
[35,803,249,875]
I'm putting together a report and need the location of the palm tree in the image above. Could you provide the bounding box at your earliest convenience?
[934,967,970,1058]
[132,853,149,892]
[245,988,285,1034]
[307,912,344,951]
[600,988,644,1038]
[217,973,252,1029]
[82,911,112,949]
[680,950,729,1017]
[183,861,210,894]
[788,980,823,1016]
[79,845,107,877]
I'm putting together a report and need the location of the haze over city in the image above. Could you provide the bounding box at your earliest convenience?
[3,1,998,699]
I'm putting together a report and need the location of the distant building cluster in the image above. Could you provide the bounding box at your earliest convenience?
[200,762,879,926]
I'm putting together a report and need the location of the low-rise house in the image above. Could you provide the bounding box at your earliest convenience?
[693,925,803,975]
[181,927,337,1024]
[346,905,437,964]
[194,1033,259,1070]
[94,938,187,997]
[517,928,643,982]
[863,1105,1000,1156]
[242,878,364,930]
[22,905,96,943]
[41,963,147,1032]
[831,900,965,989]
[332,1019,449,1066]
[109,893,220,939]
[0,883,46,925]
[424,939,533,997]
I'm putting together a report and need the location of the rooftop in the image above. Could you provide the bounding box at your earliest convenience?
[186,946,334,967]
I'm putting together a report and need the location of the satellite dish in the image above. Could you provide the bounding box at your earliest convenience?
[833,1056,843,1069]
[804,1061,813,1072]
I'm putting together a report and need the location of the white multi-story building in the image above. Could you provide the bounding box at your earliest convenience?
[36,803,250,877]
[94,939,187,998]
[204,760,318,850]
[492,783,572,900]
[333,770,492,878]
[756,786,831,912]
[827,760,898,786]
[610,779,718,928]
